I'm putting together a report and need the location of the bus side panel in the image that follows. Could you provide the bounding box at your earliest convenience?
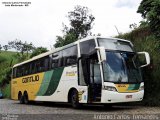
[11,73,45,100]
[35,66,77,102]
[35,65,88,103]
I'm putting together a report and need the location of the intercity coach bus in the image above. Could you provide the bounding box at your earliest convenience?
[11,36,150,108]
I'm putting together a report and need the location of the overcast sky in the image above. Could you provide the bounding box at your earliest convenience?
[0,0,143,50]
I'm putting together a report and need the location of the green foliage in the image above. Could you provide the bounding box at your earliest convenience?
[139,20,149,28]
[54,5,95,48]
[3,45,10,51]
[137,0,160,38]
[0,51,17,87]
[54,32,77,48]
[67,5,95,38]
[30,47,48,58]
[15,53,29,62]
[0,56,6,63]
[8,40,35,56]
[117,27,160,106]
[2,83,11,98]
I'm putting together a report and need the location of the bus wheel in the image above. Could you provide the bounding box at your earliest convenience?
[18,93,24,104]
[71,90,81,109]
[24,92,29,104]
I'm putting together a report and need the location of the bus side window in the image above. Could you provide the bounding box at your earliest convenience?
[32,61,38,74]
[39,58,44,72]
[36,61,41,73]
[63,45,78,66]
[30,62,35,74]
[52,51,62,68]
[16,67,19,77]
[80,39,96,56]
[13,68,16,78]
[44,57,49,71]
[23,64,30,76]
[38,57,49,72]
[17,66,22,77]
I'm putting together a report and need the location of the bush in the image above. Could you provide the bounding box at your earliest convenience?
[0,56,6,63]
[2,83,11,98]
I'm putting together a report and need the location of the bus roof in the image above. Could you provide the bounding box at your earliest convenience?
[13,36,132,68]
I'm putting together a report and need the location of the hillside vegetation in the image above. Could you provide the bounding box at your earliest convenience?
[0,46,47,98]
[0,51,18,98]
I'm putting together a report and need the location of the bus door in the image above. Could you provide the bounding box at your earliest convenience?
[78,54,102,103]
[89,55,102,102]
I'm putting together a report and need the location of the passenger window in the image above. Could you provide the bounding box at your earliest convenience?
[44,57,49,71]
[51,51,62,68]
[63,45,78,66]
[16,66,22,77]
[39,59,45,72]
[80,40,96,56]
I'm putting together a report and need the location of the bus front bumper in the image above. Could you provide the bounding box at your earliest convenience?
[101,90,144,103]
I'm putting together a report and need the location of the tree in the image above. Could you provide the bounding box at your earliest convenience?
[137,0,160,38]
[54,5,95,48]
[54,32,77,48]
[8,40,35,56]
[23,42,34,57]
[129,23,138,30]
[30,47,48,58]
[67,5,95,38]
[3,45,9,51]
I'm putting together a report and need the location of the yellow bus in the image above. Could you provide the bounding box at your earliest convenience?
[11,36,150,108]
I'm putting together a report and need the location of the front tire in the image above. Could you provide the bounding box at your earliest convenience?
[71,90,81,109]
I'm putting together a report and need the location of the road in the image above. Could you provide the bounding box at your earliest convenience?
[0,99,160,120]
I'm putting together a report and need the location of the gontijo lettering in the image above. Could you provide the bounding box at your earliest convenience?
[22,75,39,83]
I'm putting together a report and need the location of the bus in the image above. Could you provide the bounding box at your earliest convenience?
[11,36,150,108]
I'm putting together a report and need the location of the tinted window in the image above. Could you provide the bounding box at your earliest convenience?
[80,40,96,56]
[51,51,62,68]
[98,38,133,52]
[63,45,78,66]
[13,56,50,78]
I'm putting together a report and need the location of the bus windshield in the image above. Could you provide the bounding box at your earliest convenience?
[103,51,142,83]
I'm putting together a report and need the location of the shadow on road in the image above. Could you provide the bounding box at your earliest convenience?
[15,101,138,112]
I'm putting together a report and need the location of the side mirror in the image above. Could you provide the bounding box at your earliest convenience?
[137,52,150,68]
[95,47,106,62]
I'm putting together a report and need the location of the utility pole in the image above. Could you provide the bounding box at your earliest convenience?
[115,25,120,35]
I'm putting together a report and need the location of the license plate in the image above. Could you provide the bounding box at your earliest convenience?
[126,95,132,99]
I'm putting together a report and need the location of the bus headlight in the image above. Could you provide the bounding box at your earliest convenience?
[103,86,117,92]
[139,85,144,91]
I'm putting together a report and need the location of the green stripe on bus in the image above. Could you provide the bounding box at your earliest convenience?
[36,70,54,96]
[43,67,64,96]
[127,84,140,90]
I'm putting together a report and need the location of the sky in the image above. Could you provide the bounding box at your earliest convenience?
[0,0,143,50]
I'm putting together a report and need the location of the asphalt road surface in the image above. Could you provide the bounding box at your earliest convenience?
[0,99,160,120]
